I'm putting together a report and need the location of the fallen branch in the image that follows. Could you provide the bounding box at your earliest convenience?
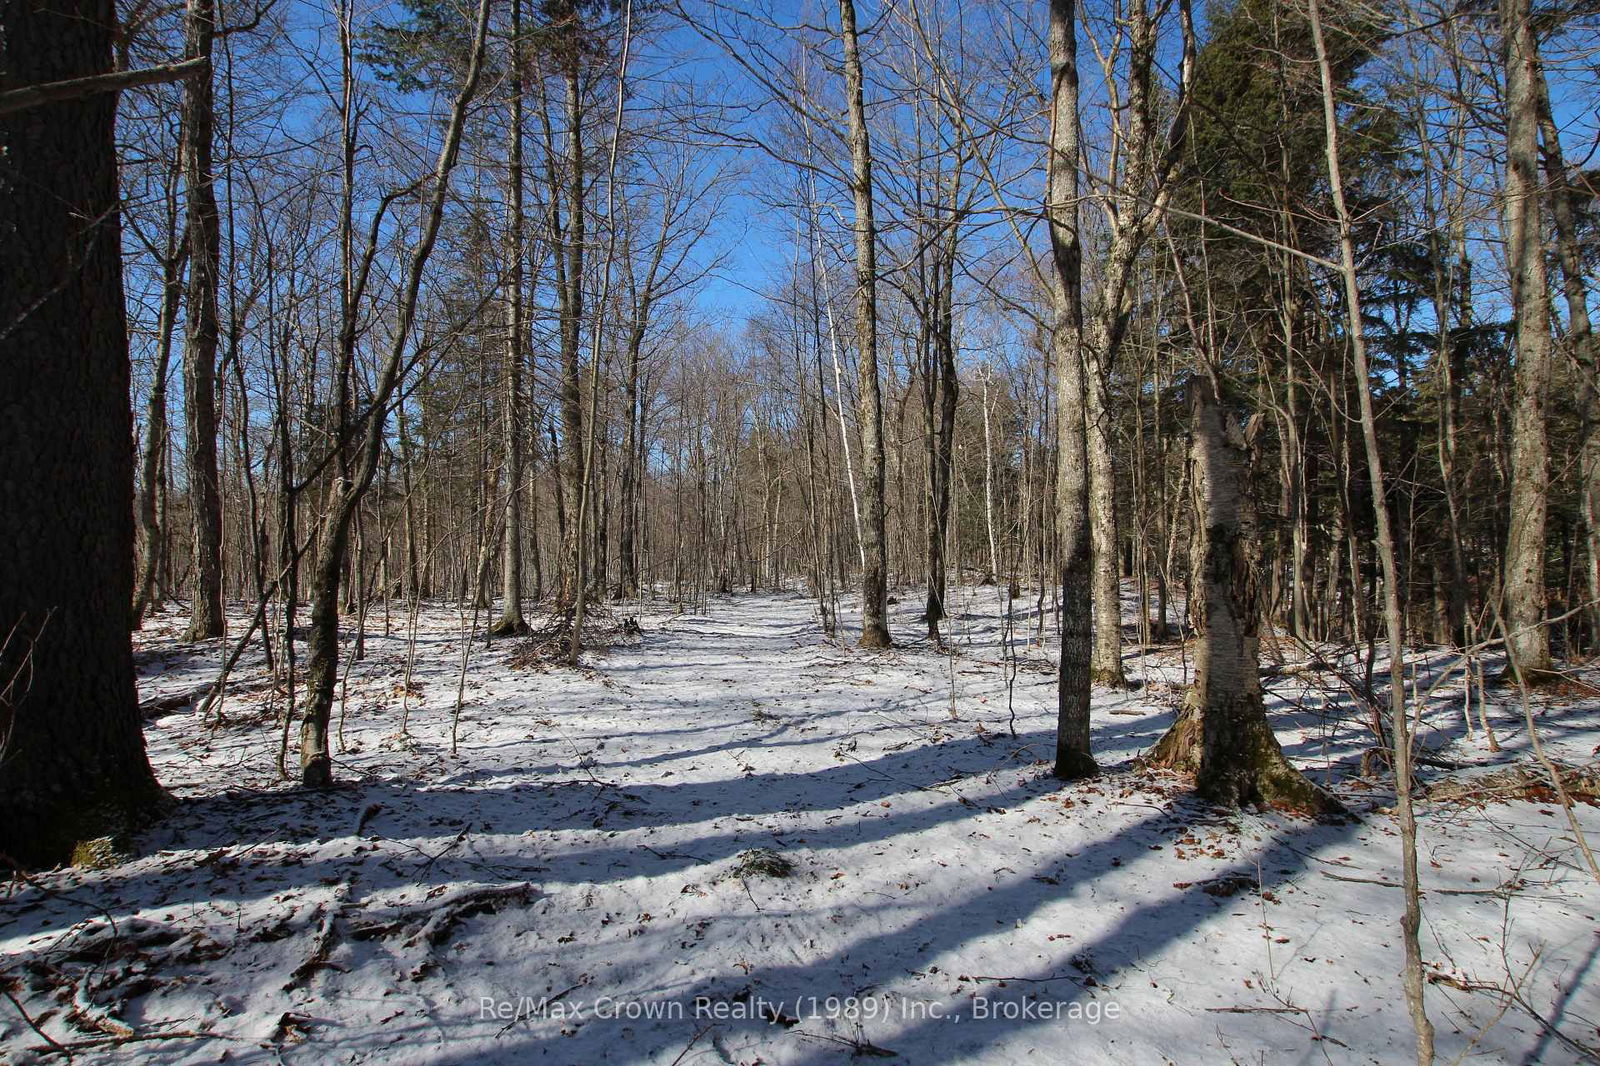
[2,983,72,1059]
[347,882,538,949]
[25,1029,222,1058]
[284,883,353,989]
[70,975,133,1040]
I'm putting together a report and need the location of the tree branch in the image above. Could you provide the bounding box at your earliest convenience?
[0,56,209,117]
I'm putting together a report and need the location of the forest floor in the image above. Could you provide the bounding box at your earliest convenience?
[2,586,1599,1064]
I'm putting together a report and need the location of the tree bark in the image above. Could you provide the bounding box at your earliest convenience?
[494,0,529,636]
[1081,0,1193,686]
[838,0,891,649]
[1146,378,1333,814]
[0,0,167,867]
[1534,64,1599,651]
[181,0,225,641]
[1048,0,1096,780]
[1306,1,1433,1056]
[1499,0,1555,677]
[925,236,958,639]
[555,64,586,611]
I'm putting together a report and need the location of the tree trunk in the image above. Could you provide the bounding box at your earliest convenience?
[926,242,958,639]
[0,0,167,867]
[556,66,586,611]
[494,0,529,636]
[619,323,643,599]
[1307,3,1433,1056]
[1086,375,1125,685]
[1499,0,1555,677]
[1047,0,1096,780]
[1146,378,1332,814]
[134,230,187,627]
[181,0,225,641]
[1534,64,1599,651]
[1079,0,1193,685]
[838,0,891,649]
[298,0,492,786]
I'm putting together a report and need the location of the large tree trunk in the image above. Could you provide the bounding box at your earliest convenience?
[1146,378,1331,813]
[1499,0,1555,677]
[181,0,225,641]
[0,0,167,867]
[1047,0,1096,780]
[838,0,891,649]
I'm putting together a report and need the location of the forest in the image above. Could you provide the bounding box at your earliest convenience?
[1,0,1598,1061]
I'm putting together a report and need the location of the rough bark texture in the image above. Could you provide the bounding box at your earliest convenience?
[1048,0,1097,780]
[1499,0,1554,676]
[0,0,167,867]
[839,0,891,649]
[181,0,225,641]
[1147,380,1332,814]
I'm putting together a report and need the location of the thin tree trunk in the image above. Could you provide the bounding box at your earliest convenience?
[1499,0,1556,677]
[181,0,225,641]
[1308,1,1434,1057]
[1048,0,1096,780]
[134,229,187,627]
[494,0,529,636]
[838,0,891,649]
[554,62,586,610]
[1534,65,1599,650]
[299,0,492,786]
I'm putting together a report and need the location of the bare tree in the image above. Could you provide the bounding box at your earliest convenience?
[1048,0,1096,780]
[494,0,531,636]
[299,0,494,787]
[1308,0,1432,1055]
[1498,0,1556,678]
[1082,0,1195,687]
[838,0,892,648]
[180,0,226,641]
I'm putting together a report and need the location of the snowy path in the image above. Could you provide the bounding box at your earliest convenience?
[2,589,1597,1063]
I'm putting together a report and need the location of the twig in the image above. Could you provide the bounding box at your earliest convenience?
[3,985,73,1060]
[669,1022,717,1065]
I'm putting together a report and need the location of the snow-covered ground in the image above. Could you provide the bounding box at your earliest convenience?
[3,587,1598,1064]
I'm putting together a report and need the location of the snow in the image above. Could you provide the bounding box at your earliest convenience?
[3,587,1598,1063]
